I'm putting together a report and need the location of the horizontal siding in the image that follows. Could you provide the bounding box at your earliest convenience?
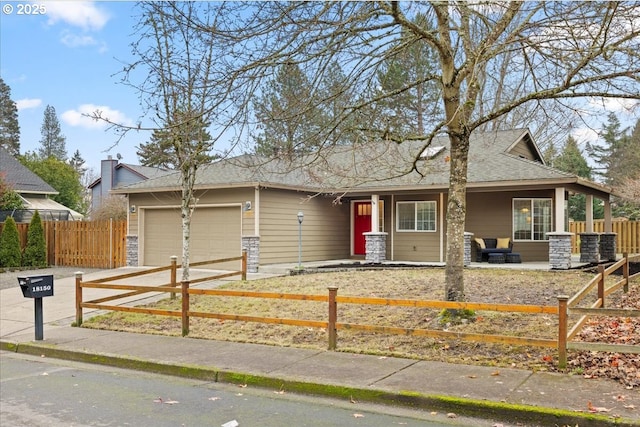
[260,189,350,264]
[391,194,442,262]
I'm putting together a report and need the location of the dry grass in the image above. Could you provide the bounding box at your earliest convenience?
[82,267,619,372]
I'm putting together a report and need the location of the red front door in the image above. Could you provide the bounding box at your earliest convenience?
[354,202,372,255]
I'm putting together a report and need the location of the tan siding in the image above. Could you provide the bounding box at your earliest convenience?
[466,190,554,262]
[391,194,442,262]
[260,189,350,264]
[509,140,536,161]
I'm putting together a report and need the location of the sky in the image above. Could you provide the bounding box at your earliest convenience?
[1,1,638,177]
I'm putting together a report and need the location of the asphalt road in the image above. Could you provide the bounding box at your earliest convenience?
[1,352,485,427]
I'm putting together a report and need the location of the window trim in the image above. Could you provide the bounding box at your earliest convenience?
[512,198,553,242]
[395,201,437,233]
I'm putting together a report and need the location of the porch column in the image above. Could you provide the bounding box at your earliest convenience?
[364,232,387,263]
[463,232,473,267]
[371,194,379,232]
[599,233,617,262]
[603,198,613,233]
[548,232,573,270]
[585,194,594,233]
[579,232,600,263]
[555,187,565,232]
[126,235,139,267]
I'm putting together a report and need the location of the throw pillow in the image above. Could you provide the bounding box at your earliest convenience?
[475,238,486,249]
[497,237,510,249]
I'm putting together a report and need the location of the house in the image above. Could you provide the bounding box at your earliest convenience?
[112,129,617,270]
[88,155,171,213]
[0,147,83,222]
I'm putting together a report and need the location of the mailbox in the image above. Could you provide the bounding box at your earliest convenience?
[18,275,54,298]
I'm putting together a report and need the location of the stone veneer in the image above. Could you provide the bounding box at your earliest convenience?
[464,232,473,267]
[547,232,573,270]
[126,235,138,267]
[579,232,600,263]
[241,235,260,273]
[364,232,387,263]
[599,232,617,262]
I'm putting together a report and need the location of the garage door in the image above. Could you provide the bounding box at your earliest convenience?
[143,206,241,267]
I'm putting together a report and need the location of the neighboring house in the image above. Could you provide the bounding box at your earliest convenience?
[112,129,616,270]
[0,147,83,222]
[88,155,171,213]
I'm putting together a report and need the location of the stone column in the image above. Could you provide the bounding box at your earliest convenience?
[599,232,617,262]
[241,235,260,273]
[548,232,573,270]
[464,232,473,267]
[126,235,138,267]
[579,232,600,263]
[364,232,387,264]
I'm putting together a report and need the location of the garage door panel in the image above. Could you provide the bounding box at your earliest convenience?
[144,207,241,267]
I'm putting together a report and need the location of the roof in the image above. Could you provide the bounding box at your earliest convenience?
[88,162,172,189]
[112,129,614,198]
[0,147,57,195]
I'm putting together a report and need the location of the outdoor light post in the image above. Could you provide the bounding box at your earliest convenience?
[297,211,304,270]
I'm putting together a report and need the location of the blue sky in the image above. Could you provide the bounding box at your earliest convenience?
[1,1,638,177]
[1,1,147,174]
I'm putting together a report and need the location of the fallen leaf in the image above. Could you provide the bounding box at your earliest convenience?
[447,413,457,418]
[491,370,500,376]
[221,420,239,427]
[238,384,247,388]
[587,401,611,413]
[41,372,49,376]
[164,399,179,405]
[353,414,364,418]
[429,411,437,415]
[623,404,636,410]
[350,395,358,404]
[208,397,221,401]
[467,375,477,379]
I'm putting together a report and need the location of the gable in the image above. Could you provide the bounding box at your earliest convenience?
[505,132,544,163]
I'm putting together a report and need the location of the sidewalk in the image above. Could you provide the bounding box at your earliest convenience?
[1,268,638,426]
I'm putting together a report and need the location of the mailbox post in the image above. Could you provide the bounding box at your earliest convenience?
[18,275,54,341]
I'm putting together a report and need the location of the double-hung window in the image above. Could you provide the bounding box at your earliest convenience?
[513,198,552,241]
[396,201,436,232]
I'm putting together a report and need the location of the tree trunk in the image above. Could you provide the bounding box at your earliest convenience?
[444,133,470,301]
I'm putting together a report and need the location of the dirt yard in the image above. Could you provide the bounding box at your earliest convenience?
[82,267,640,388]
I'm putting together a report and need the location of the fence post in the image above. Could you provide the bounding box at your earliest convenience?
[328,286,338,350]
[241,250,247,281]
[557,295,569,370]
[181,280,190,337]
[597,264,605,308]
[623,252,629,293]
[75,272,83,327]
[170,256,178,300]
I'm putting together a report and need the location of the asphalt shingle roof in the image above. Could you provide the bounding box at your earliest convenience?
[0,147,57,194]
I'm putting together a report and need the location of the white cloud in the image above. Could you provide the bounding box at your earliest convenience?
[572,126,599,146]
[587,98,639,116]
[61,104,133,129]
[60,30,98,48]
[16,98,42,110]
[45,1,111,32]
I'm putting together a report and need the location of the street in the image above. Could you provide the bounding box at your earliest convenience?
[1,352,483,427]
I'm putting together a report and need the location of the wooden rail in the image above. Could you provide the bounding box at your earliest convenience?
[74,252,639,368]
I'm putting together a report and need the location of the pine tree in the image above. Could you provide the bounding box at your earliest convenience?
[0,77,21,155]
[68,149,86,175]
[38,105,67,160]
[23,210,47,267]
[0,216,22,268]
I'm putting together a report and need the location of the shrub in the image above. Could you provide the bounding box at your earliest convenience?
[23,210,47,267]
[0,217,22,268]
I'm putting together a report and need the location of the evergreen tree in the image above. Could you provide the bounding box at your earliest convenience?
[23,210,47,267]
[0,216,21,268]
[137,112,215,169]
[68,149,86,175]
[38,105,67,160]
[253,63,321,156]
[0,77,21,155]
[554,136,601,221]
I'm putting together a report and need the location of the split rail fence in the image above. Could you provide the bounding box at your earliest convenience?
[75,253,639,368]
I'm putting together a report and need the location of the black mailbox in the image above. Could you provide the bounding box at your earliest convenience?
[18,275,54,298]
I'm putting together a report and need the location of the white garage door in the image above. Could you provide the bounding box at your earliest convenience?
[143,206,241,267]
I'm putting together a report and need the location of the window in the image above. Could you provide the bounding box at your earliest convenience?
[513,198,552,241]
[396,201,436,232]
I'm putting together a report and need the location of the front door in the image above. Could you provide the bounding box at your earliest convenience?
[353,201,372,255]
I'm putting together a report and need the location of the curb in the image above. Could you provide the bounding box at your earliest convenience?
[1,340,636,427]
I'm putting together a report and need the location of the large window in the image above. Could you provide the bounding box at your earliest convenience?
[396,201,436,232]
[513,198,552,241]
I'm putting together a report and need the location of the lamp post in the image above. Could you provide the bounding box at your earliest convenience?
[297,211,304,270]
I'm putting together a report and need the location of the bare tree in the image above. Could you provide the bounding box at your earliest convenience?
[99,2,640,299]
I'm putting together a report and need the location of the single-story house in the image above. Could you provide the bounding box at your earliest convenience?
[0,147,83,222]
[112,129,617,270]
[88,155,171,213]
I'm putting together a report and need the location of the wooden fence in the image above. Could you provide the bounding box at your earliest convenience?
[0,219,127,269]
[569,220,640,254]
[74,253,640,368]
